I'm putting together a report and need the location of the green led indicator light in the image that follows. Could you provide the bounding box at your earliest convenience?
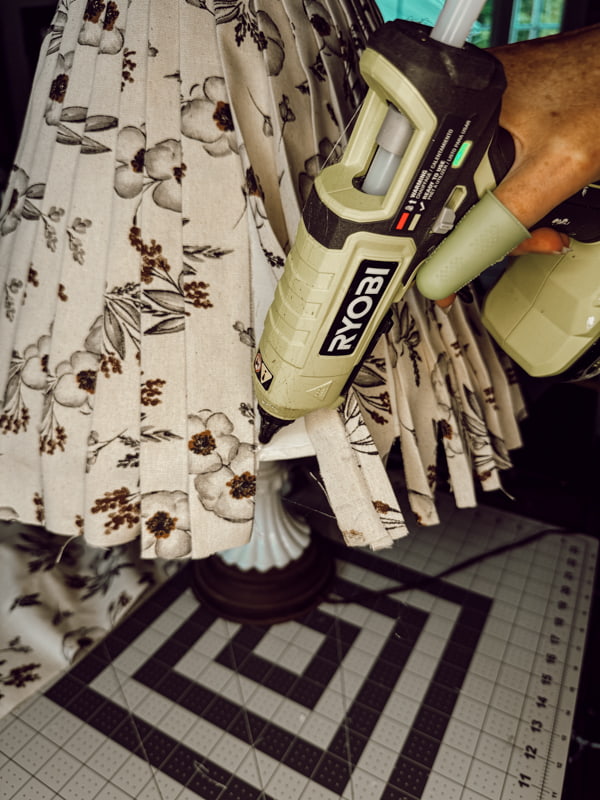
[452,141,472,168]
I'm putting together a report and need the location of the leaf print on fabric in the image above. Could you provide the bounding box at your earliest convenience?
[341,392,379,456]
[55,123,112,155]
[182,244,233,264]
[103,286,140,361]
[0,656,42,696]
[394,303,422,386]
[0,167,45,237]
[16,526,79,572]
[353,357,391,426]
[10,594,42,611]
[215,2,285,76]
[77,546,137,599]
[261,247,284,269]
[109,234,221,360]
[0,637,32,655]
[188,410,256,522]
[86,424,182,472]
[141,490,192,558]
[46,1,72,57]
[87,429,131,471]
[430,353,466,459]
[460,385,512,472]
[79,1,124,55]
[306,0,344,56]
[181,77,238,156]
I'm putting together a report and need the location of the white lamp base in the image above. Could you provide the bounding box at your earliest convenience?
[191,459,335,624]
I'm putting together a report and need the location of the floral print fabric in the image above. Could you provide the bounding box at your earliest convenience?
[0,0,525,558]
[0,518,174,716]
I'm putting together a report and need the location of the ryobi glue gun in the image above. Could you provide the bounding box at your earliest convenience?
[253,14,600,444]
[253,13,516,444]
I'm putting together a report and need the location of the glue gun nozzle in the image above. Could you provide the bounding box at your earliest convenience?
[258,407,293,444]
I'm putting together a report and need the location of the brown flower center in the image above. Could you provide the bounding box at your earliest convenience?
[76,369,97,394]
[439,419,453,439]
[173,163,186,184]
[188,430,216,456]
[213,101,234,132]
[103,1,119,30]
[226,471,256,499]
[84,0,105,23]
[245,167,264,199]
[131,148,145,173]
[146,510,177,539]
[49,74,69,103]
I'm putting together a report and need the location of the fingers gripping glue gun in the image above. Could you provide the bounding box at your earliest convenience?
[253,12,517,444]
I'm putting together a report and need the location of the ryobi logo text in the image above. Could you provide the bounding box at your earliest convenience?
[320,259,398,356]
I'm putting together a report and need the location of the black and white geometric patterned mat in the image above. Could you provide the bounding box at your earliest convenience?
[0,501,596,800]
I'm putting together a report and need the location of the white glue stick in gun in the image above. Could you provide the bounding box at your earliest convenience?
[253,0,525,445]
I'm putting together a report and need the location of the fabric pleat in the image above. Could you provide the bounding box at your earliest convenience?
[0,0,526,557]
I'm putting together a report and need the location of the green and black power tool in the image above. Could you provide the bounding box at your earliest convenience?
[480,189,600,382]
[253,9,600,444]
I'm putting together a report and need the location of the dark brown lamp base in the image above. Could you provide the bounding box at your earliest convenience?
[190,534,335,626]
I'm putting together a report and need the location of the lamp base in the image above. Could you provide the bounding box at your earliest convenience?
[191,533,334,625]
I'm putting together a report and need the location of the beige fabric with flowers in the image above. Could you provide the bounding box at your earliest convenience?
[0,0,526,558]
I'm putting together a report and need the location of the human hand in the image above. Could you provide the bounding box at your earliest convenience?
[492,24,600,251]
[428,24,600,306]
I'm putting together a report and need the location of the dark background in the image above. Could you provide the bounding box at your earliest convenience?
[0,0,599,796]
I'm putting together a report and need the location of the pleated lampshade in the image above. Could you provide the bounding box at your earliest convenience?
[0,0,525,559]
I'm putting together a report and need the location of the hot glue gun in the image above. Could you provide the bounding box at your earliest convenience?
[253,4,600,445]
